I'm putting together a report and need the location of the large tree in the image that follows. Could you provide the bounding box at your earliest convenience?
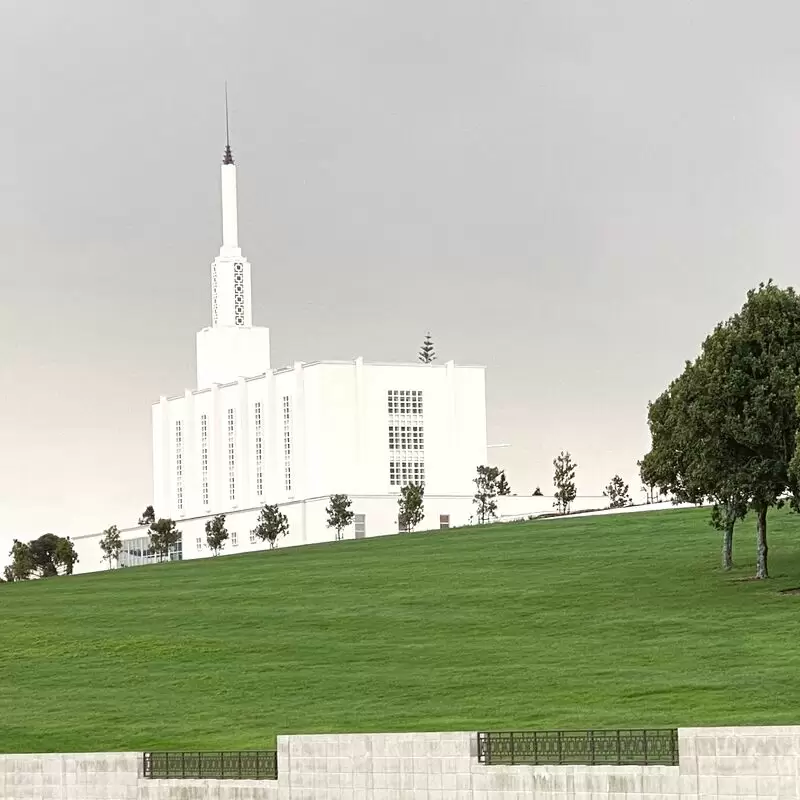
[643,281,800,578]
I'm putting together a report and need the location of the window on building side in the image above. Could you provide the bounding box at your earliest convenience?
[196,537,202,551]
[254,402,263,497]
[283,396,293,493]
[119,534,182,568]
[175,420,184,511]
[439,515,450,530]
[354,514,366,539]
[231,531,238,547]
[249,530,257,544]
[227,408,236,501]
[200,414,209,507]
[387,390,425,487]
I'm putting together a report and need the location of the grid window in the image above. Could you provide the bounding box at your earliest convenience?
[249,530,257,544]
[200,414,209,506]
[196,537,202,551]
[283,396,293,493]
[227,408,236,501]
[439,514,450,530]
[119,534,182,568]
[254,402,263,497]
[231,531,238,547]
[175,420,184,511]
[388,389,425,487]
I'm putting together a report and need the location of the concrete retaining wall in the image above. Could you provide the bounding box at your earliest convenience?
[2,726,800,800]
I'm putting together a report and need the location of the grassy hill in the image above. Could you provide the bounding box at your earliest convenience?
[2,506,800,754]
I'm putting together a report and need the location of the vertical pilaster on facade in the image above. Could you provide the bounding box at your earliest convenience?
[354,357,365,495]
[445,360,457,495]
[181,389,194,517]
[159,396,170,516]
[265,371,277,504]
[211,383,221,513]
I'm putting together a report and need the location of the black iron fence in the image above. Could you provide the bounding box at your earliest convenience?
[143,750,278,780]
[477,729,679,766]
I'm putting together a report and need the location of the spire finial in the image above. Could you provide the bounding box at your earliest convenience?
[223,82,234,165]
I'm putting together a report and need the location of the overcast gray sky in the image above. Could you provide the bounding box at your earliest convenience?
[2,0,800,556]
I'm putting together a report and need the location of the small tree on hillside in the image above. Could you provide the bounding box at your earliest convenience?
[418,332,436,364]
[497,471,511,496]
[326,494,354,541]
[398,482,425,532]
[603,475,632,509]
[252,504,290,549]
[138,505,156,526]
[55,536,79,575]
[148,518,181,562]
[553,451,578,514]
[99,525,122,569]
[8,540,33,581]
[473,465,501,524]
[205,514,229,556]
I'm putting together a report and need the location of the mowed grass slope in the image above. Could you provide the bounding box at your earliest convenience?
[2,507,800,754]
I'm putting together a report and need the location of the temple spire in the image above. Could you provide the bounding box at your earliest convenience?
[223,82,234,165]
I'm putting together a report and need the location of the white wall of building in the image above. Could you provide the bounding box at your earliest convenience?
[152,359,487,524]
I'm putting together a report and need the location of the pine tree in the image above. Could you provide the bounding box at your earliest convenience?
[497,472,511,496]
[418,332,436,364]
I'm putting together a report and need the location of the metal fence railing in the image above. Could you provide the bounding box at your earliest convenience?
[143,750,278,780]
[477,729,679,766]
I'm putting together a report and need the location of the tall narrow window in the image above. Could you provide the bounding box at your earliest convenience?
[200,414,209,507]
[388,390,425,486]
[254,401,263,497]
[227,408,236,501]
[283,396,293,493]
[175,420,184,511]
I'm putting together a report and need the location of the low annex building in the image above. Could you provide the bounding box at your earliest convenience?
[72,112,487,574]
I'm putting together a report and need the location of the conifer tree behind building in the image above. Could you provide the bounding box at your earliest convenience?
[418,332,436,364]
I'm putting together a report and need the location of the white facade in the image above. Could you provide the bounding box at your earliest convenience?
[71,120,491,574]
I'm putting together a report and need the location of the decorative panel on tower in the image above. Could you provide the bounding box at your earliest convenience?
[211,264,219,326]
[233,262,245,326]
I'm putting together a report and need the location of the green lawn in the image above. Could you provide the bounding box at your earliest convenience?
[2,506,800,754]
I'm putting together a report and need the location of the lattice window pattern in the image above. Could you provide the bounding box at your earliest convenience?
[211,264,219,326]
[387,389,424,487]
[175,420,184,511]
[233,262,245,326]
[283,396,293,493]
[200,414,209,506]
[227,408,236,501]
[254,402,263,497]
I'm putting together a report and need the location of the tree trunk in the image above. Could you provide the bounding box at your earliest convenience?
[722,521,734,571]
[755,506,768,580]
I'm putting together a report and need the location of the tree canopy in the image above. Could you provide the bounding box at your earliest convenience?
[642,281,800,578]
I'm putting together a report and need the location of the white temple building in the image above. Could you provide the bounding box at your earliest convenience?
[72,117,488,573]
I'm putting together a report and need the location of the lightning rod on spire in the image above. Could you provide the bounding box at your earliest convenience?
[223,82,234,165]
